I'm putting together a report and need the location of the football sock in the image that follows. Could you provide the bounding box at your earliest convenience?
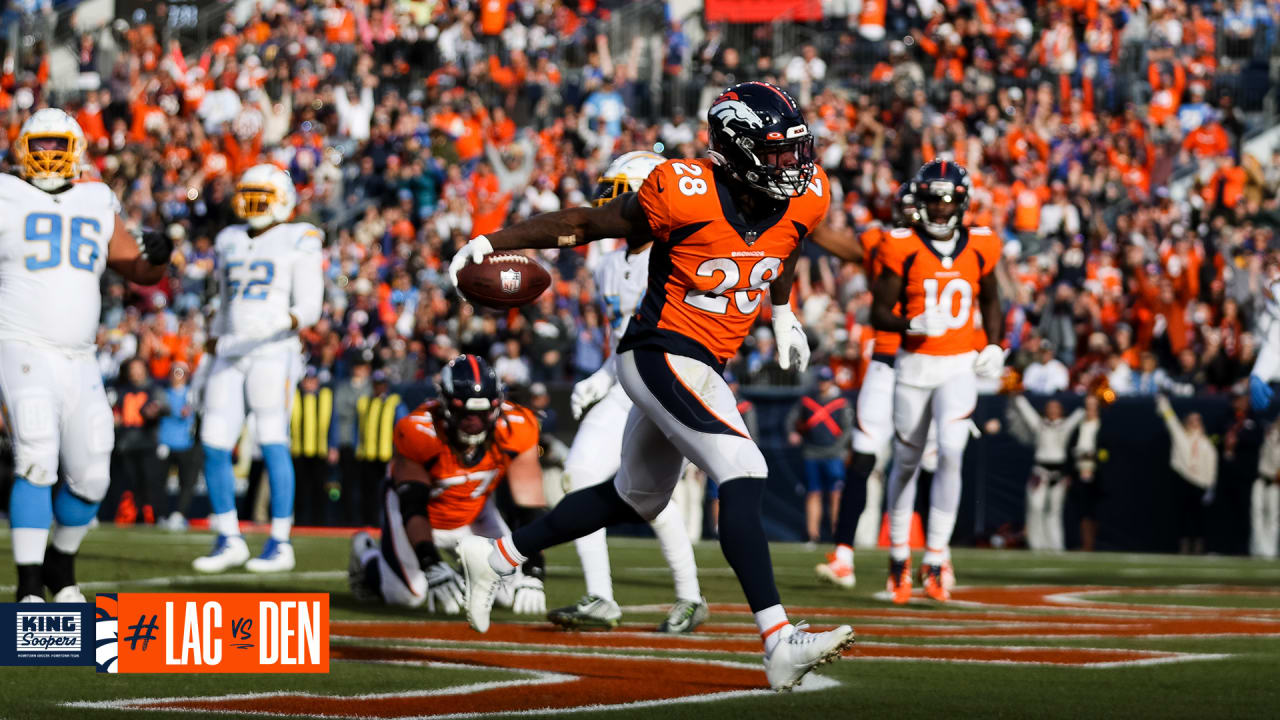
[510,481,643,561]
[489,536,526,575]
[574,529,614,602]
[42,545,75,593]
[756,604,790,654]
[926,450,962,559]
[10,477,52,566]
[15,564,43,601]
[270,517,293,543]
[831,451,875,547]
[922,544,951,567]
[261,443,296,528]
[717,476,781,612]
[835,544,854,566]
[651,501,701,602]
[202,446,239,534]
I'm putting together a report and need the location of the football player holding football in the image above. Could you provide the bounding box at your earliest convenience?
[549,151,708,633]
[450,81,854,691]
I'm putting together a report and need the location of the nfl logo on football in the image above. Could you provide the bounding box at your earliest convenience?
[15,611,81,659]
[500,268,522,294]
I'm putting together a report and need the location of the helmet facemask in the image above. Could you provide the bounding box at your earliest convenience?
[233,184,279,229]
[20,134,79,191]
[447,396,502,448]
[917,182,963,240]
[714,132,815,201]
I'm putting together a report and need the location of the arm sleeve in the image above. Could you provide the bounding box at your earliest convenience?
[211,231,231,338]
[290,227,325,328]
[1063,408,1086,434]
[1013,395,1043,433]
[877,232,907,276]
[635,164,673,242]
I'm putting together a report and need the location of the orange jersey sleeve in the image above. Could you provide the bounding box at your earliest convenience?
[621,160,830,367]
[393,404,446,465]
[492,402,540,456]
[860,225,902,356]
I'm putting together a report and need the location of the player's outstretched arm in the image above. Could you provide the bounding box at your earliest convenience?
[106,215,169,285]
[450,193,647,283]
[870,269,909,333]
[810,215,862,264]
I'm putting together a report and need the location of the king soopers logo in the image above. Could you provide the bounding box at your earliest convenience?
[16,611,81,654]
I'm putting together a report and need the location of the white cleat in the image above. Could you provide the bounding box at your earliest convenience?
[763,622,856,691]
[18,595,44,603]
[457,536,504,633]
[192,535,250,573]
[52,586,86,603]
[246,538,296,573]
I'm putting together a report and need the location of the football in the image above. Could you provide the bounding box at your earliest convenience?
[456,253,551,309]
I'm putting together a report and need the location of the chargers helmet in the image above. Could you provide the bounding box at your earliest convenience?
[15,109,87,192]
[594,150,665,206]
[437,354,504,453]
[707,81,815,201]
[233,163,297,230]
[907,160,971,240]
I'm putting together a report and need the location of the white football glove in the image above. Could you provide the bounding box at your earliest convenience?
[510,573,546,615]
[570,364,615,420]
[424,561,464,615]
[772,304,810,372]
[448,234,494,286]
[973,344,1007,379]
[907,306,950,337]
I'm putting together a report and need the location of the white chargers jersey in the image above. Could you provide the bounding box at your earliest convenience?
[0,174,121,352]
[593,245,650,354]
[213,221,324,354]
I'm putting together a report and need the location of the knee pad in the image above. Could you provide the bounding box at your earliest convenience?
[200,412,239,450]
[251,409,290,447]
[65,467,110,505]
[11,395,58,487]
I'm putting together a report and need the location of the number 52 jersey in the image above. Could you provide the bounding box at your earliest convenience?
[618,158,830,369]
[0,175,121,351]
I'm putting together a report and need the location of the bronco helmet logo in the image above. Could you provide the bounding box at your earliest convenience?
[710,99,765,136]
[500,269,522,294]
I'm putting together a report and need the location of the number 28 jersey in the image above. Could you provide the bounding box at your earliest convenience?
[877,225,1000,356]
[619,158,830,368]
[0,175,120,351]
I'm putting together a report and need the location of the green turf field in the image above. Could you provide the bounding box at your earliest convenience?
[2,527,1279,719]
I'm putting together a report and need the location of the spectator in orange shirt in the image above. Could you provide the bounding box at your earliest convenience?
[1182,118,1231,159]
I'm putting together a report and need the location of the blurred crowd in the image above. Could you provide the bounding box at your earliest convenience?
[0,0,1275,406]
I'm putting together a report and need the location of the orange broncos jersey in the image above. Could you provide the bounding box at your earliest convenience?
[878,226,1001,356]
[859,224,902,357]
[392,400,539,531]
[620,158,831,367]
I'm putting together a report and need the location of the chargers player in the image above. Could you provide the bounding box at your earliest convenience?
[871,160,1004,603]
[451,82,854,691]
[348,355,547,612]
[192,163,323,574]
[2,109,171,601]
[548,151,708,633]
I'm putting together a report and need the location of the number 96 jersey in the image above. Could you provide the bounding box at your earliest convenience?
[0,175,120,351]
[619,158,830,369]
[392,400,539,531]
[878,225,1000,358]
